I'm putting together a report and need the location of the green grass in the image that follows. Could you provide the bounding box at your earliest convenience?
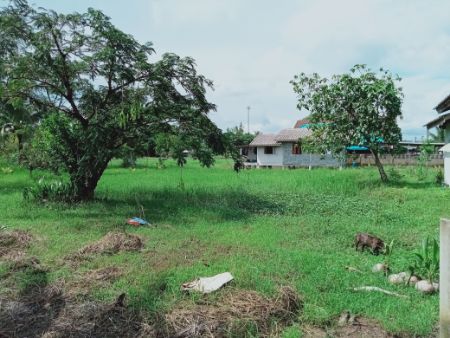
[0,157,448,336]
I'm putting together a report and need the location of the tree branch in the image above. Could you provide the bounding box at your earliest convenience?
[50,28,88,127]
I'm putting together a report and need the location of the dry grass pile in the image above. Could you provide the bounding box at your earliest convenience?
[41,298,153,338]
[83,267,122,282]
[9,256,42,272]
[303,313,395,338]
[0,283,65,338]
[164,286,302,337]
[0,230,33,259]
[70,232,144,261]
[0,284,153,338]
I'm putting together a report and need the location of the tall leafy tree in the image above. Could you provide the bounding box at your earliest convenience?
[291,65,403,182]
[0,101,41,162]
[0,0,222,200]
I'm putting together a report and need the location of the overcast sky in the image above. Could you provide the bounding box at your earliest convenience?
[32,0,450,140]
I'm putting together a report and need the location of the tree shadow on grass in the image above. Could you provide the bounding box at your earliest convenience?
[386,180,440,190]
[0,258,149,338]
[356,177,438,190]
[91,188,285,223]
[0,262,65,338]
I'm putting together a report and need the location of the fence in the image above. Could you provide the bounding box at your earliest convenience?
[347,154,443,166]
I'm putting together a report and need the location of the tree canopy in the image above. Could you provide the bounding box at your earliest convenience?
[291,65,403,181]
[0,0,222,200]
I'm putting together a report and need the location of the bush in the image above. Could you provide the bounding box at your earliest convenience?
[387,166,402,182]
[121,154,137,168]
[23,120,66,174]
[23,178,75,203]
[408,237,439,283]
[436,169,444,186]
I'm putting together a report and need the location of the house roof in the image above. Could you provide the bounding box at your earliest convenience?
[294,118,310,128]
[424,111,450,129]
[249,128,312,146]
[249,134,281,147]
[435,93,450,113]
[275,128,312,142]
[440,144,450,153]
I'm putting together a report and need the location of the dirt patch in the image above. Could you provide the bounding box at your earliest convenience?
[69,232,144,262]
[0,284,153,338]
[164,286,302,337]
[0,230,33,258]
[302,317,397,338]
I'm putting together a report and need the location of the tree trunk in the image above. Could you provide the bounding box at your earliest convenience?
[371,149,388,182]
[17,133,24,164]
[71,158,111,201]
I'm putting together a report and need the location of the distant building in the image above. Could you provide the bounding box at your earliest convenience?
[293,118,311,128]
[243,128,340,168]
[425,93,450,143]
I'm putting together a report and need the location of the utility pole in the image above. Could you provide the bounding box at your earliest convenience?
[247,106,250,134]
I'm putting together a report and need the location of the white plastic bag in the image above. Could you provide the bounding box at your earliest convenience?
[181,272,234,293]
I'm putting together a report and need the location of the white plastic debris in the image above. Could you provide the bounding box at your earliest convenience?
[181,272,234,293]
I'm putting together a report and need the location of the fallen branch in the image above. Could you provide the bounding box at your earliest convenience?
[351,286,407,298]
[345,266,363,273]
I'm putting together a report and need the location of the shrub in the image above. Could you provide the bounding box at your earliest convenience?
[387,167,402,182]
[23,178,76,203]
[436,169,444,186]
[408,237,439,283]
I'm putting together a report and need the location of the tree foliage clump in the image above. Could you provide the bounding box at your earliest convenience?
[291,65,403,182]
[0,0,222,200]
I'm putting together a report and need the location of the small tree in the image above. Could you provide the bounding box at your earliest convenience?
[0,1,222,200]
[291,65,403,182]
[222,125,254,172]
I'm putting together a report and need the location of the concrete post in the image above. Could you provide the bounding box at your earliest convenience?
[441,218,450,338]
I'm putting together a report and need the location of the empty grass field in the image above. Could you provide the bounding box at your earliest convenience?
[0,157,448,337]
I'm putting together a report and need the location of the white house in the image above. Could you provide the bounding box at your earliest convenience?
[246,128,340,168]
[429,93,450,185]
[425,93,450,142]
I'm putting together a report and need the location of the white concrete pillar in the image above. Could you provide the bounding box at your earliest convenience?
[445,154,450,186]
[441,218,450,338]
[440,144,450,186]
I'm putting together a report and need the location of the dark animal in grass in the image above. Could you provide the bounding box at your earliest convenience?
[114,293,126,307]
[355,233,384,255]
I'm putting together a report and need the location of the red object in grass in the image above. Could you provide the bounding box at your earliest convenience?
[127,219,141,226]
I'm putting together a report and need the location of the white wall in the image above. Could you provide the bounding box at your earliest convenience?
[445,153,450,186]
[240,146,257,162]
[281,143,341,167]
[256,146,283,166]
[247,147,257,162]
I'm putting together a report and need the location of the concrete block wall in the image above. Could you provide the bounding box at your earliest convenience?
[281,143,341,167]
